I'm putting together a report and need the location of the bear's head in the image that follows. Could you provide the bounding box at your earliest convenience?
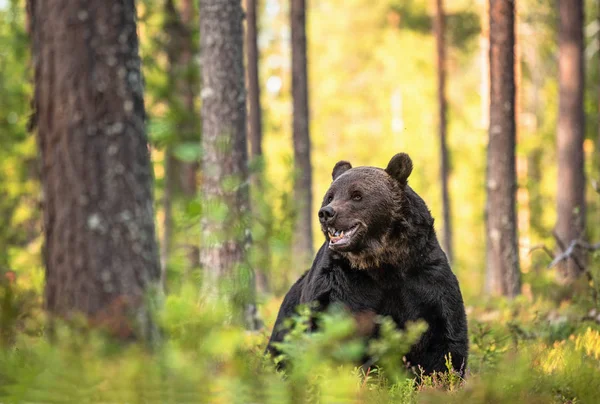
[318,153,431,270]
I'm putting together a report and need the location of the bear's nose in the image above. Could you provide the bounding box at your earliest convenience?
[318,206,336,222]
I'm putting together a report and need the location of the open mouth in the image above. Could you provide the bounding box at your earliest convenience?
[327,224,359,248]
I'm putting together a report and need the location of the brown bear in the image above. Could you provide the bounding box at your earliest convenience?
[266,153,468,376]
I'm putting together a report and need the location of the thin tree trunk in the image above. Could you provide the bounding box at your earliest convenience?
[246,0,262,160]
[175,0,199,204]
[163,0,200,281]
[161,151,176,289]
[245,0,270,294]
[199,0,258,328]
[179,0,201,271]
[485,0,520,298]
[480,0,490,128]
[291,0,313,269]
[434,0,453,263]
[29,0,161,339]
[556,0,586,281]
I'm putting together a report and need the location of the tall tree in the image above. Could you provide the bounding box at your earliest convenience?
[199,0,258,328]
[485,0,520,297]
[246,0,262,161]
[245,0,270,293]
[479,0,490,128]
[29,0,161,338]
[434,0,453,263]
[291,0,314,268]
[556,0,586,281]
[161,0,200,287]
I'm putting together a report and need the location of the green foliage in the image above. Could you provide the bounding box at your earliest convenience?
[2,284,600,403]
[0,0,40,275]
[0,290,423,403]
[367,317,428,381]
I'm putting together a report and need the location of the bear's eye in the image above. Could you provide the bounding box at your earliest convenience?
[327,195,333,204]
[351,192,362,201]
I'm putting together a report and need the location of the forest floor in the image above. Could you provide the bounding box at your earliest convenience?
[1,272,600,403]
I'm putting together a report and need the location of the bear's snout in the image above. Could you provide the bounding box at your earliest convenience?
[318,205,336,223]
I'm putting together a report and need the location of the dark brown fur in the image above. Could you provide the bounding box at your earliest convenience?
[266,153,468,376]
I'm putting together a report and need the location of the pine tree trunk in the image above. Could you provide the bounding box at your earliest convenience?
[291,0,314,269]
[29,0,161,339]
[434,0,453,263]
[170,0,198,202]
[479,0,490,128]
[485,0,520,298]
[245,0,270,294]
[556,0,586,281]
[178,0,201,271]
[199,0,258,328]
[246,0,262,160]
[161,150,176,289]
[163,0,200,282]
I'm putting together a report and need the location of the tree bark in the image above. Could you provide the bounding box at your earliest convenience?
[556,0,586,281]
[246,0,262,160]
[245,0,270,294]
[199,0,258,328]
[480,0,490,128]
[166,0,198,196]
[162,0,200,285]
[29,0,161,339]
[434,0,453,264]
[485,0,520,298]
[291,0,314,268]
[178,0,201,271]
[161,151,175,289]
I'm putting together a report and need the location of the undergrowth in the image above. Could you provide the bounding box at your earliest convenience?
[2,277,600,403]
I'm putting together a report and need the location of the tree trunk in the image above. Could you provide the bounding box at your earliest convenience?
[291,0,314,269]
[434,0,453,263]
[246,0,262,160]
[199,0,258,328]
[161,151,176,289]
[485,0,520,298]
[29,0,161,339]
[178,0,201,272]
[162,0,200,284]
[167,0,198,202]
[480,0,490,128]
[245,0,270,294]
[556,0,586,281]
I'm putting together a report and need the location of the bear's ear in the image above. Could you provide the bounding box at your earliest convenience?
[385,153,413,185]
[332,161,352,180]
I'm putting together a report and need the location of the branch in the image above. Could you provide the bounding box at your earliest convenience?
[547,239,600,269]
[551,231,586,272]
[528,244,554,260]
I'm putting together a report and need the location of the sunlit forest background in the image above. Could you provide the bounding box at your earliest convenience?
[2,0,600,402]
